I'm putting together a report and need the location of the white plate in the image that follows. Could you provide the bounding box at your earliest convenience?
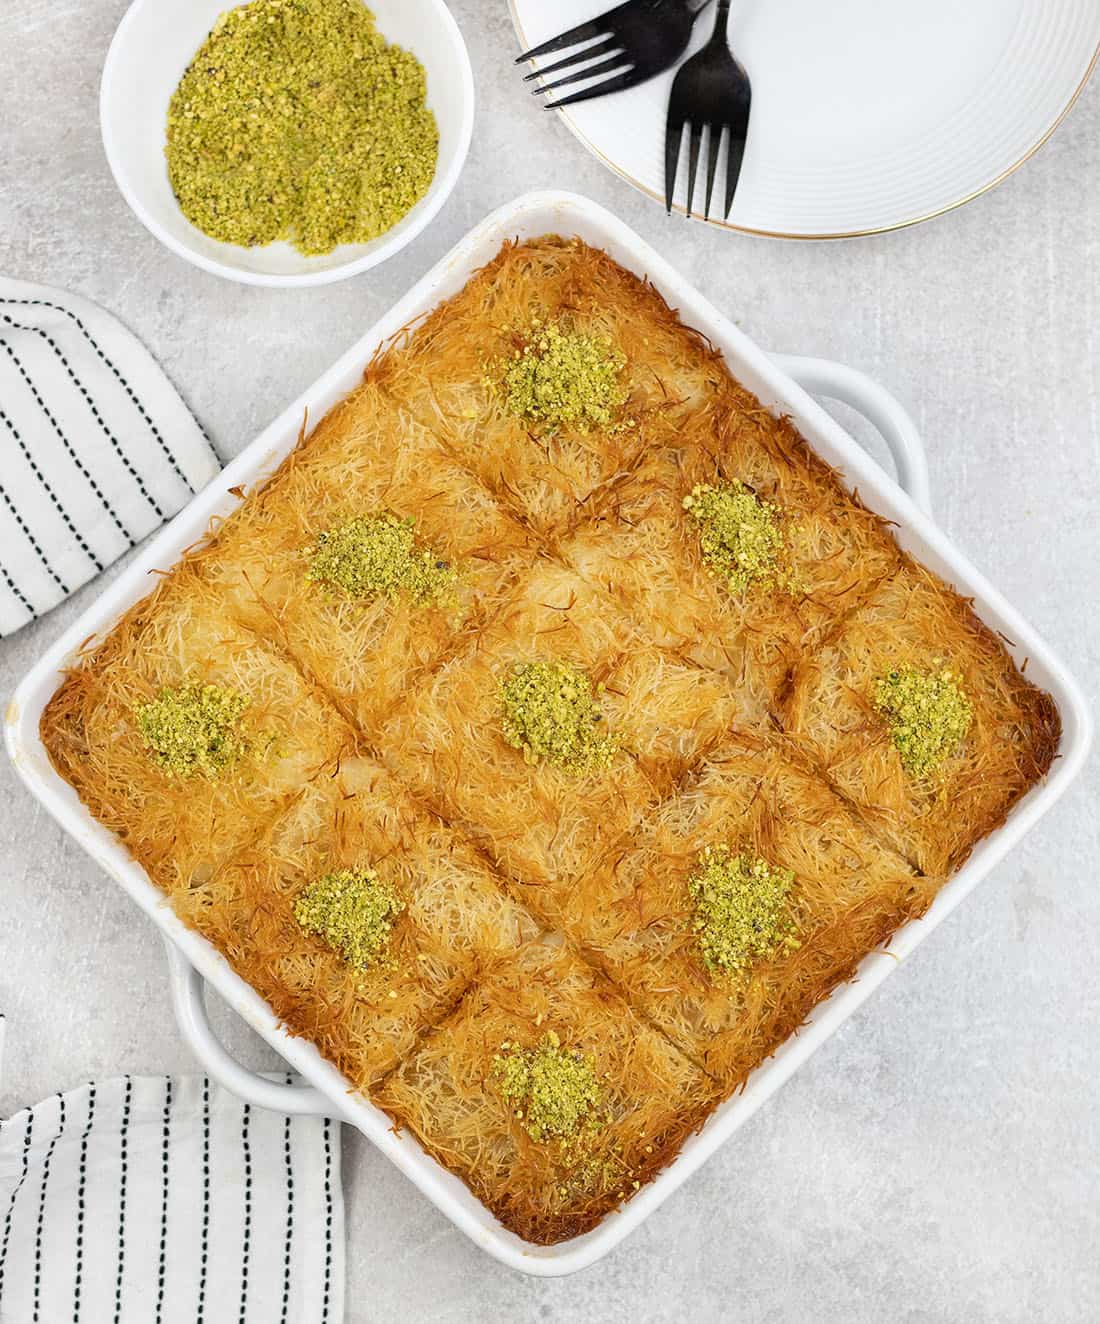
[6,192,1091,1274]
[510,0,1099,237]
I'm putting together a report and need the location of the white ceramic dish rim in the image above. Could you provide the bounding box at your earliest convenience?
[99,0,475,288]
[6,191,1092,1275]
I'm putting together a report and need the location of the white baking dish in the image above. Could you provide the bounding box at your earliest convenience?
[6,192,1091,1276]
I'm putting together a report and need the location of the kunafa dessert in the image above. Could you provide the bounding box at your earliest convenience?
[42,237,1058,1243]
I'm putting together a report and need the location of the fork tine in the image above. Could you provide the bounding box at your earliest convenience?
[533,54,631,97]
[516,18,608,63]
[685,122,703,219]
[703,124,722,221]
[543,69,641,110]
[522,37,617,82]
[724,132,747,218]
[664,108,685,214]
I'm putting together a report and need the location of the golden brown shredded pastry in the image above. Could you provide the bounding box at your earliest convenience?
[40,235,1058,1246]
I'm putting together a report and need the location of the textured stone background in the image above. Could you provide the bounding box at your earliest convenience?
[2,3,1097,1320]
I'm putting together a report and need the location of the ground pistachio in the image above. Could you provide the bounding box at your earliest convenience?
[135,682,250,779]
[500,661,618,773]
[494,319,628,432]
[306,513,457,606]
[165,0,438,255]
[294,866,404,970]
[492,1031,602,1144]
[682,480,794,593]
[689,845,800,977]
[874,663,973,778]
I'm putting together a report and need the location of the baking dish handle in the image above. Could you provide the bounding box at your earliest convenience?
[770,354,933,516]
[163,939,344,1118]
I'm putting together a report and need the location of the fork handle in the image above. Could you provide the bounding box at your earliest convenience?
[704,0,730,45]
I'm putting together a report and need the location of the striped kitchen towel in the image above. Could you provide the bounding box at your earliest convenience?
[0,1077,344,1324]
[0,277,221,637]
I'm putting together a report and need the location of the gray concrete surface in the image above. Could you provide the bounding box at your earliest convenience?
[2,3,1098,1320]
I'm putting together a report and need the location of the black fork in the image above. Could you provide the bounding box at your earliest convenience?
[665,0,751,220]
[517,0,712,111]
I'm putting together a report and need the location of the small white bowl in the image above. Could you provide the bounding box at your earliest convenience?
[100,0,474,287]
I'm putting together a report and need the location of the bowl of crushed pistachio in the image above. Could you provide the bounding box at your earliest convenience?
[100,0,473,285]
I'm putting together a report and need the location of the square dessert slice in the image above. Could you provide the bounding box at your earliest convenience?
[39,564,356,893]
[560,732,935,1088]
[380,559,765,921]
[370,236,731,538]
[779,560,1061,875]
[561,395,902,711]
[191,382,537,738]
[176,755,540,1090]
[374,939,715,1245]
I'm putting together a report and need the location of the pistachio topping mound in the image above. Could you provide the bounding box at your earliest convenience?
[682,480,792,594]
[874,664,973,778]
[689,846,800,977]
[500,661,618,773]
[495,319,628,432]
[165,0,438,256]
[294,867,404,970]
[492,1031,602,1144]
[307,513,457,606]
[135,683,251,779]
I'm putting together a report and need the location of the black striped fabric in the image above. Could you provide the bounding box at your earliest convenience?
[0,1077,343,1324]
[0,278,220,636]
